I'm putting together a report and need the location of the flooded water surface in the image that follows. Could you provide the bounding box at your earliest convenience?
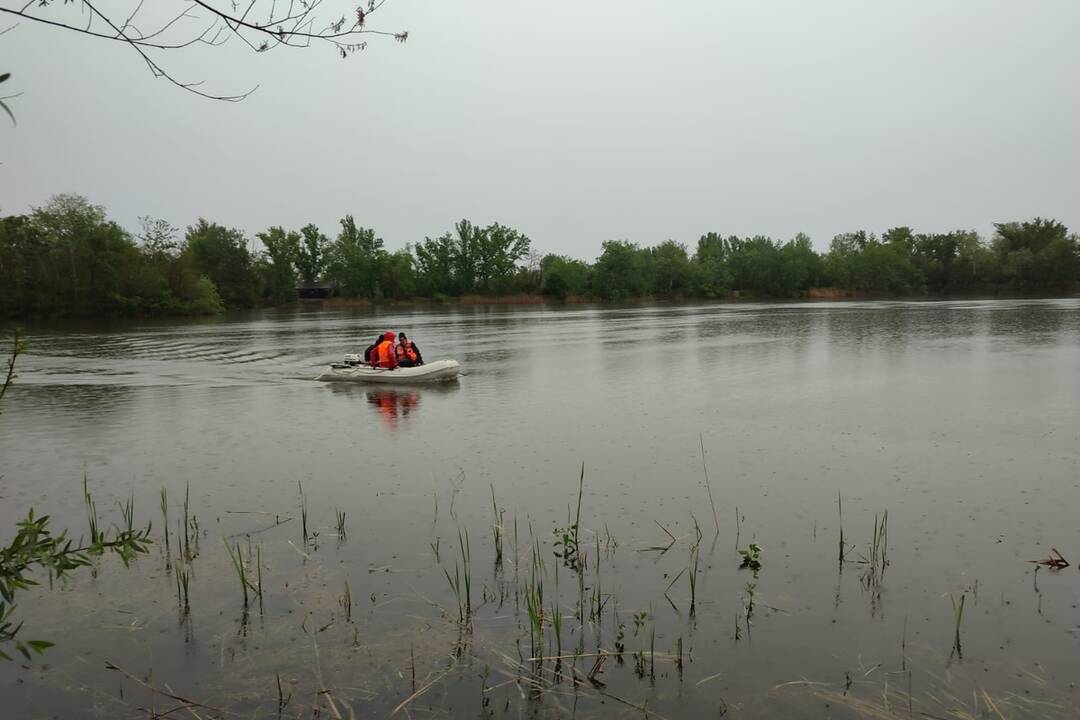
[2,299,1079,718]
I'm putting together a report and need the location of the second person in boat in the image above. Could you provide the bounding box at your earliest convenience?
[395,332,423,368]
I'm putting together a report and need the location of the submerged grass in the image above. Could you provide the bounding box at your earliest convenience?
[41,467,1074,720]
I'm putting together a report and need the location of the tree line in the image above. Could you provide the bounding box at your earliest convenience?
[1,194,1077,317]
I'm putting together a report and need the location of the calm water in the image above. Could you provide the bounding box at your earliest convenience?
[1,299,1079,718]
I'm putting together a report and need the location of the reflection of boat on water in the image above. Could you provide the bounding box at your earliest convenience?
[366,389,420,430]
[325,380,459,429]
[316,358,461,384]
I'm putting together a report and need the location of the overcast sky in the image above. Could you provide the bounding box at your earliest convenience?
[3,0,1079,258]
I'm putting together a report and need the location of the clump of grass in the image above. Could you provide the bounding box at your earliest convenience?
[298,480,309,544]
[443,528,472,623]
[180,482,194,562]
[689,543,700,616]
[699,433,720,536]
[524,544,545,658]
[553,464,585,572]
[335,508,346,540]
[950,592,966,658]
[341,579,352,622]
[174,563,190,615]
[84,474,101,545]
[837,491,847,565]
[118,492,136,536]
[223,539,260,608]
[859,511,889,587]
[159,487,170,563]
[490,485,504,569]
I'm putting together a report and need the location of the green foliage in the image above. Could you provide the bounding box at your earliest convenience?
[0,505,152,662]
[0,337,153,660]
[651,240,693,295]
[738,543,762,572]
[184,219,258,307]
[256,226,300,304]
[992,218,1079,291]
[541,254,592,298]
[3,194,1077,315]
[324,216,383,298]
[296,223,329,284]
[593,240,653,300]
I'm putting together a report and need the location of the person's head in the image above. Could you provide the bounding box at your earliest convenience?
[398,332,408,343]
[374,334,384,345]
[383,331,396,342]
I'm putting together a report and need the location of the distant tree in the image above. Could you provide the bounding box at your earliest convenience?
[473,222,531,293]
[325,216,383,298]
[413,232,457,297]
[30,194,146,314]
[184,219,256,307]
[593,240,652,300]
[541,255,592,299]
[992,218,1079,291]
[378,248,416,299]
[451,219,481,294]
[727,236,783,295]
[256,226,300,304]
[295,223,330,285]
[693,232,734,298]
[777,233,824,296]
[651,240,692,295]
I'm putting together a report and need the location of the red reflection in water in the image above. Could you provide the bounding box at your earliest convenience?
[366,389,420,430]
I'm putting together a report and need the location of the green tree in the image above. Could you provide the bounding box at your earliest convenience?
[728,236,784,295]
[378,248,417,300]
[29,194,146,315]
[296,223,329,285]
[414,232,457,296]
[693,232,734,298]
[256,226,300,304]
[777,233,824,296]
[992,218,1079,291]
[473,222,531,293]
[541,255,592,299]
[651,240,693,295]
[183,219,257,307]
[593,240,652,300]
[325,216,383,298]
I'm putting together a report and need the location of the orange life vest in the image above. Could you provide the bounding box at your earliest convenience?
[374,340,396,368]
[395,341,418,362]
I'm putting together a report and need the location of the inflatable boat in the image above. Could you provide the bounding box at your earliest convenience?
[316,356,461,384]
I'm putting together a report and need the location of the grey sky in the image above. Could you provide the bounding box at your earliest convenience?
[3,0,1079,258]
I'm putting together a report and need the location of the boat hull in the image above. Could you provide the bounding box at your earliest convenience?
[316,359,461,384]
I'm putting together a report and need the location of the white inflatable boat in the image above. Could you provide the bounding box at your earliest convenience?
[316,356,461,384]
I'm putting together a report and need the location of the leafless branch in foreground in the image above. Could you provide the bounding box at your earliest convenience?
[0,0,408,101]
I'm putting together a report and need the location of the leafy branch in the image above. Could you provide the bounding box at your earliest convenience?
[0,509,153,661]
[0,331,153,661]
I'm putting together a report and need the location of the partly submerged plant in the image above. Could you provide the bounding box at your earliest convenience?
[738,543,763,572]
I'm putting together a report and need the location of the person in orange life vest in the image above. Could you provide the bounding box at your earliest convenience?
[371,331,398,369]
[394,332,423,368]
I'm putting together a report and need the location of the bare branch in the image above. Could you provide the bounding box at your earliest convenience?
[0,0,408,101]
